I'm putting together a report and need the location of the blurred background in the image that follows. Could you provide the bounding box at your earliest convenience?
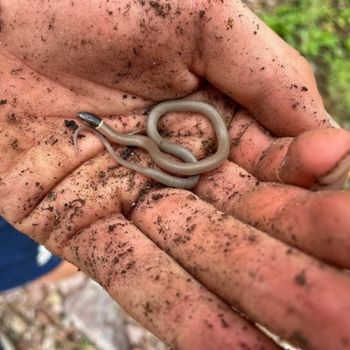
[255,0,350,128]
[1,1,349,349]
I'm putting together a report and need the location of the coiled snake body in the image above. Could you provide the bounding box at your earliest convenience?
[74,100,230,189]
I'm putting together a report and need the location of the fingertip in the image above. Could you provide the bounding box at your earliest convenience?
[279,128,350,188]
[317,154,350,188]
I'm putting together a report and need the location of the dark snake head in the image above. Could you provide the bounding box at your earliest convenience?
[77,112,102,129]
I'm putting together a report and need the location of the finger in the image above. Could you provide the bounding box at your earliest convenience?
[195,0,333,135]
[195,161,350,268]
[58,213,279,350]
[11,149,278,350]
[279,129,350,189]
[149,106,350,190]
[15,146,157,243]
[228,110,350,189]
[132,188,350,350]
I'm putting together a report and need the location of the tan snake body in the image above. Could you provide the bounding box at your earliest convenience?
[74,100,230,189]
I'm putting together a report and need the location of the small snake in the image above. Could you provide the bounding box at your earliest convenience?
[73,100,230,189]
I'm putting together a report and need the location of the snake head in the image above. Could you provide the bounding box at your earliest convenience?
[77,112,102,129]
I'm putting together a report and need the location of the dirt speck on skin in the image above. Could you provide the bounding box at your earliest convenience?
[218,313,229,328]
[120,146,136,160]
[139,0,172,18]
[226,17,234,30]
[285,248,294,255]
[292,102,300,110]
[6,113,18,124]
[199,10,206,18]
[291,330,311,349]
[294,270,307,286]
[151,192,164,202]
[108,224,117,232]
[11,138,19,150]
[64,119,78,131]
[47,191,57,201]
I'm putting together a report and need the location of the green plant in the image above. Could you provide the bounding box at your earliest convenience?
[260,0,350,128]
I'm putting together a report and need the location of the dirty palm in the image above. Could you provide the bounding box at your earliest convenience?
[1,0,350,350]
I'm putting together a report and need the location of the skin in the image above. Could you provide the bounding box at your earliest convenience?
[1,1,350,349]
[74,100,230,188]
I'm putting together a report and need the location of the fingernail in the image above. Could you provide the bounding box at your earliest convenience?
[326,111,341,129]
[318,154,350,185]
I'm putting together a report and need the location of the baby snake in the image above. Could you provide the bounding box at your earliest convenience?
[73,100,230,189]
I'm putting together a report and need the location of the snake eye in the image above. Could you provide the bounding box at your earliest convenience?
[77,112,102,128]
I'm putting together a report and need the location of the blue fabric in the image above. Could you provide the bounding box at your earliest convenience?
[0,217,61,291]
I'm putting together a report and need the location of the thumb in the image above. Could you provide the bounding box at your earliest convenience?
[192,0,333,136]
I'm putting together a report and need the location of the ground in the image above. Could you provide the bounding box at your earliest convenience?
[0,273,167,350]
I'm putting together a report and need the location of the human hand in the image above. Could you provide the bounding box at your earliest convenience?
[1,1,350,349]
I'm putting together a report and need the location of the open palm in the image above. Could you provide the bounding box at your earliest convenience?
[1,1,350,349]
